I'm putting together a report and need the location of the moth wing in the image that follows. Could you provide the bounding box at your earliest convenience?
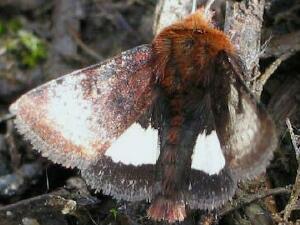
[186,52,277,208]
[186,96,236,209]
[82,113,159,202]
[187,167,236,209]
[211,52,277,181]
[10,45,157,170]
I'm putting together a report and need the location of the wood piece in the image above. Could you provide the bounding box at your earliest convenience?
[0,177,99,225]
[254,50,298,87]
[153,0,194,35]
[224,0,265,96]
[219,186,292,216]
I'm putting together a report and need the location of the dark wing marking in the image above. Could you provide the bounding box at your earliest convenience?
[9,45,156,170]
[211,52,277,181]
[186,167,236,209]
[82,156,157,202]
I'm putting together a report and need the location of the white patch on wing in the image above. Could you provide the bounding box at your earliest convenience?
[46,75,99,156]
[105,123,159,166]
[191,130,225,175]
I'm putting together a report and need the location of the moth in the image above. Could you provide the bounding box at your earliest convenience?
[9,8,277,223]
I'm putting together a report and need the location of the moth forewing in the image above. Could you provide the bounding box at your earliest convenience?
[9,45,156,170]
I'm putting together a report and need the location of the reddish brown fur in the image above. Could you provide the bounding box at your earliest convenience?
[148,197,186,223]
[170,115,184,126]
[167,127,180,143]
[153,9,234,91]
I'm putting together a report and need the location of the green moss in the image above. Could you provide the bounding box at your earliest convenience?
[17,30,47,68]
[0,18,22,35]
[109,208,118,221]
[7,18,22,33]
[0,18,47,68]
[5,30,47,68]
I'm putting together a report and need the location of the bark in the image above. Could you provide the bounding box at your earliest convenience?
[224,0,265,97]
[153,0,194,35]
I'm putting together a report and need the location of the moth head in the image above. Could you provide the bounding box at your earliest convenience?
[152,8,235,78]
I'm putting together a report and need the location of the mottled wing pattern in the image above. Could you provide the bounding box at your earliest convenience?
[211,52,277,181]
[9,45,156,170]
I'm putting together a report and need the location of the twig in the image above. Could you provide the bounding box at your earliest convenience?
[219,186,292,216]
[204,0,215,16]
[0,177,100,223]
[286,118,300,158]
[0,113,15,124]
[284,119,300,221]
[262,31,300,58]
[260,35,273,58]
[69,28,103,61]
[252,49,299,85]
[0,189,68,211]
